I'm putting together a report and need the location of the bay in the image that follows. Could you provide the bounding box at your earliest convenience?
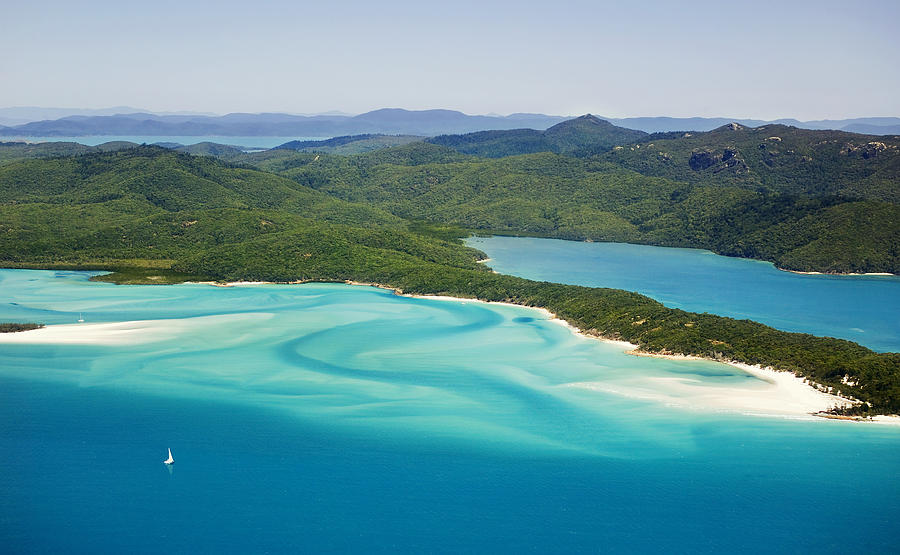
[467,236,900,352]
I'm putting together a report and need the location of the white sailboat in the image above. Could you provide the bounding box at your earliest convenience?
[163,448,174,465]
[77,313,84,323]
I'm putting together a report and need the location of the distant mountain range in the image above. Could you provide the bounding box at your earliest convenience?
[0,109,568,138]
[0,106,220,126]
[0,107,898,137]
[606,116,900,135]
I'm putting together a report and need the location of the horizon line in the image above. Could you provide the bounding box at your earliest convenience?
[1,106,899,123]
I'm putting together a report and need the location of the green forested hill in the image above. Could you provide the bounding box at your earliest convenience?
[0,147,490,278]
[601,123,900,203]
[274,134,424,155]
[173,142,247,158]
[1,146,897,414]
[427,115,648,158]
[4,121,897,276]
[0,140,248,165]
[0,140,141,165]
[0,147,403,226]
[251,148,899,274]
[426,118,900,202]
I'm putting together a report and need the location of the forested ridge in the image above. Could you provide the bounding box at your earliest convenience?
[0,146,897,415]
[237,134,899,274]
[426,115,648,158]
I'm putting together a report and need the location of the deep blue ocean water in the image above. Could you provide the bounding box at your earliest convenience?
[1,269,898,553]
[468,236,900,352]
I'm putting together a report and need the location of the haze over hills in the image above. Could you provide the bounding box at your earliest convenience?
[0,109,569,138]
[0,106,219,126]
[607,116,900,134]
[1,107,899,137]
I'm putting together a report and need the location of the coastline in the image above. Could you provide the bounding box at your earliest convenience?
[349,281,894,422]
[0,319,186,345]
[0,313,273,345]
[8,277,896,423]
[467,236,897,277]
[620,350,872,420]
[779,268,896,277]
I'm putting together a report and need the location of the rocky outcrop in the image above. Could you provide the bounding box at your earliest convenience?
[689,150,718,170]
[842,140,895,159]
[689,148,749,173]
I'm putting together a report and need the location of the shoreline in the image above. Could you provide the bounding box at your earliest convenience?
[778,268,896,277]
[465,236,897,277]
[343,281,898,423]
[620,350,882,421]
[0,313,273,345]
[9,277,897,423]
[332,281,895,423]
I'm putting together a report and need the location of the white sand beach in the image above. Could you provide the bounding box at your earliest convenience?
[567,353,852,418]
[782,269,896,277]
[0,320,181,345]
[402,289,872,420]
[0,313,273,346]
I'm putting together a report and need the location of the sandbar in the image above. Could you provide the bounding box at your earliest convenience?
[0,313,273,346]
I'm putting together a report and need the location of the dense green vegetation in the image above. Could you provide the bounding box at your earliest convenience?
[6,119,896,275]
[428,115,647,158]
[0,146,897,415]
[0,140,139,165]
[246,145,899,274]
[173,142,247,159]
[600,123,900,203]
[0,322,44,333]
[0,148,498,283]
[275,134,424,155]
[0,140,250,165]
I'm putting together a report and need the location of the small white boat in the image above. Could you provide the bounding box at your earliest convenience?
[163,448,174,465]
[77,313,84,323]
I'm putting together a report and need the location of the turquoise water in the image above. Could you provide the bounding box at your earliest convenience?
[3,136,323,149]
[1,270,898,552]
[468,236,900,353]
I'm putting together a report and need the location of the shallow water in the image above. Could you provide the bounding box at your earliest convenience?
[1,270,898,552]
[468,236,900,352]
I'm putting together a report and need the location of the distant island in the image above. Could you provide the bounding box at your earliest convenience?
[2,107,900,137]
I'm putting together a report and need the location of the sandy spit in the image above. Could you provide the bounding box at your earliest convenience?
[0,313,273,345]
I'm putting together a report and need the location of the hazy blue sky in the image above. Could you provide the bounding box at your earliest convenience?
[3,0,898,119]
